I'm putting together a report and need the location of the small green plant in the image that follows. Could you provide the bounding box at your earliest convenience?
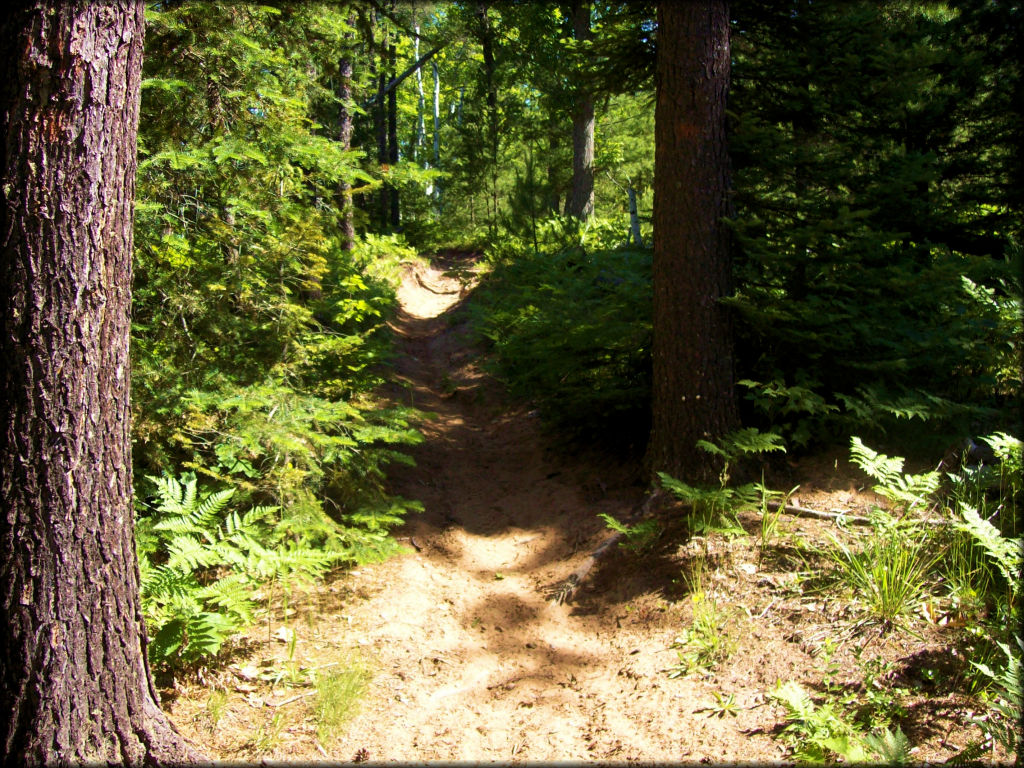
[598,512,660,553]
[770,680,912,763]
[857,655,911,729]
[315,662,371,745]
[698,690,740,718]
[205,689,228,730]
[826,526,937,630]
[659,428,786,537]
[666,592,736,678]
[252,711,286,754]
[757,480,798,564]
[958,636,1022,760]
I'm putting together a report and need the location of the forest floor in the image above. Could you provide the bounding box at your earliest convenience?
[162,253,1010,764]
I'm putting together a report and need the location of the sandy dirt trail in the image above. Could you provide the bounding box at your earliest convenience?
[323,254,784,763]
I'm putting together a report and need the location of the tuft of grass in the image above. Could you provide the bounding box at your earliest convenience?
[315,661,371,745]
[205,689,228,731]
[252,711,286,754]
[666,591,737,678]
[826,525,937,629]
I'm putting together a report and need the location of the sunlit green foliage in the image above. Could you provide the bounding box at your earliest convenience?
[133,3,421,546]
[137,472,348,669]
[729,0,1022,446]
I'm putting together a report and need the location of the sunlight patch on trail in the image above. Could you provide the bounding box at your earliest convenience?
[396,262,471,320]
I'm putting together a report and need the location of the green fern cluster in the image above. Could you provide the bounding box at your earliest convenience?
[849,436,942,515]
[658,428,786,536]
[843,435,1022,757]
[770,681,912,764]
[136,472,346,670]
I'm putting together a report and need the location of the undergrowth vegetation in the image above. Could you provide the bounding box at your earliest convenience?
[113,0,1022,758]
[132,4,426,674]
[651,432,1023,763]
[471,222,652,448]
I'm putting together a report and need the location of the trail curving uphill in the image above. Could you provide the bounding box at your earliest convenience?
[326,253,782,762]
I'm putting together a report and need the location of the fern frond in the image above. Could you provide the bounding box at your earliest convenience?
[191,487,235,528]
[771,680,817,721]
[850,437,940,511]
[850,436,905,487]
[863,727,911,764]
[955,505,1023,584]
[657,472,703,503]
[183,611,235,657]
[197,575,255,623]
[722,427,787,457]
[165,535,225,572]
[141,563,200,604]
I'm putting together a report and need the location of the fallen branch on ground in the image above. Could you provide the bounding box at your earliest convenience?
[547,490,666,605]
[766,501,873,526]
[765,501,950,527]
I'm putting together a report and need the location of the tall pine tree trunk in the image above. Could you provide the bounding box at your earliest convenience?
[564,0,595,220]
[388,41,400,231]
[0,3,200,762]
[337,15,356,252]
[478,3,500,237]
[645,0,738,484]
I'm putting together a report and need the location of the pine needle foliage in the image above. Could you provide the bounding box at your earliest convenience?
[132,1,423,571]
[729,0,1022,446]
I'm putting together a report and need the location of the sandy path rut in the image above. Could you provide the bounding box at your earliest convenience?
[327,254,781,763]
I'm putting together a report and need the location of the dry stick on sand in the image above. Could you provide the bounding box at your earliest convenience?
[765,501,951,527]
[548,496,951,604]
[548,490,666,605]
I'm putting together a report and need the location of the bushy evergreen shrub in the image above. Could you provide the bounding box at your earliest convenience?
[472,238,652,448]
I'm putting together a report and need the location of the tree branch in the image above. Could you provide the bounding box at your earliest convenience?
[362,44,446,108]
[547,490,666,604]
[362,0,446,47]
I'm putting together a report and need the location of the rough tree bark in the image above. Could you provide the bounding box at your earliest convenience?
[337,14,356,252]
[0,2,201,763]
[564,0,595,220]
[477,2,500,236]
[388,39,400,230]
[645,0,739,484]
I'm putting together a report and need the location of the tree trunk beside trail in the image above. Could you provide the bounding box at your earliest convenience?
[564,0,595,220]
[0,2,201,763]
[478,2,500,237]
[337,17,356,252]
[645,0,739,485]
[388,41,400,230]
